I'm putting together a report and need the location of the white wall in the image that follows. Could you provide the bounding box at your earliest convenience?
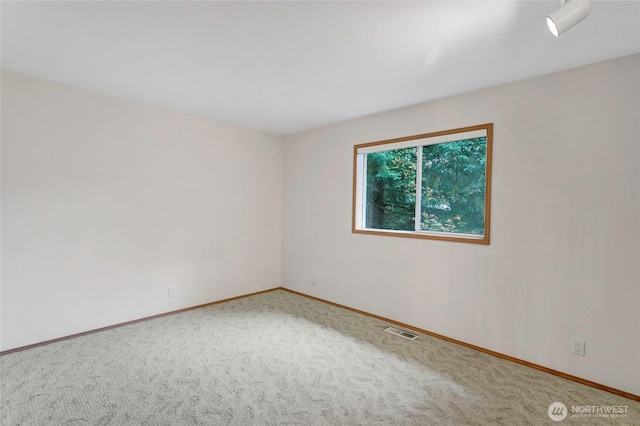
[282,54,640,395]
[1,70,283,351]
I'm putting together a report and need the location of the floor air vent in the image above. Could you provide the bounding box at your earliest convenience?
[384,326,418,340]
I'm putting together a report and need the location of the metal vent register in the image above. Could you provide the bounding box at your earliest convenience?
[384,326,418,340]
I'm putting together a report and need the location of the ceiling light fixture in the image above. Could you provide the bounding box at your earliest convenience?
[546,0,591,37]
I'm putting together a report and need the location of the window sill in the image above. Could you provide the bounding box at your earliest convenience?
[352,228,489,245]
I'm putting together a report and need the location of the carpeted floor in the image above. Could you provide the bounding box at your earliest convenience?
[1,289,637,425]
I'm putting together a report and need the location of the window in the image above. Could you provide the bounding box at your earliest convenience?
[352,123,493,244]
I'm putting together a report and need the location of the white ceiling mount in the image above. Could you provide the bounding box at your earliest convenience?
[546,0,591,37]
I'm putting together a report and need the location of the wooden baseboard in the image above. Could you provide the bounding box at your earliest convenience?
[280,287,640,402]
[0,287,281,356]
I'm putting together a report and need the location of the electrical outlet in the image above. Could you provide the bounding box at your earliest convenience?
[572,338,585,356]
[312,276,317,286]
[168,286,175,298]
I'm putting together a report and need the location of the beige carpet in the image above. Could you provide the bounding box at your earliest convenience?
[1,289,637,425]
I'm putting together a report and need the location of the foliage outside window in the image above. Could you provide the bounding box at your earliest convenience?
[353,124,492,244]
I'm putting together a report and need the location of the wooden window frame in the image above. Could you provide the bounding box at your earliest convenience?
[352,123,493,244]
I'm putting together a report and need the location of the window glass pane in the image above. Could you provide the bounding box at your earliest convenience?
[420,138,486,234]
[365,147,417,231]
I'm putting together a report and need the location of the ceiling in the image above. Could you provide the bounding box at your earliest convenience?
[2,1,639,136]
